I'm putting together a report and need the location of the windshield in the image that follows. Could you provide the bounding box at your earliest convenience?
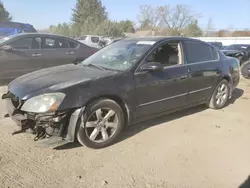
[81,40,154,71]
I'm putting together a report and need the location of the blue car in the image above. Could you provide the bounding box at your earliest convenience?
[0,21,37,38]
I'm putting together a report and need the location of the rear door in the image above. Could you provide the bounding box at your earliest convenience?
[182,40,221,103]
[0,36,43,84]
[40,36,77,69]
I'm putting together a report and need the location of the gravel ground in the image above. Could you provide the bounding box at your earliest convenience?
[0,79,250,188]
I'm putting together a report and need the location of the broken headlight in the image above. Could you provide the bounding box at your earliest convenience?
[21,93,66,113]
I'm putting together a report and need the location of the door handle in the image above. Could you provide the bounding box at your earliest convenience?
[32,53,42,57]
[66,51,75,55]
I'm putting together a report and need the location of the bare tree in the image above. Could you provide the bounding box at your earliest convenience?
[157,5,196,30]
[137,5,159,29]
[204,18,214,36]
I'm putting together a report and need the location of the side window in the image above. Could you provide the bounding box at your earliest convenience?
[43,37,56,48]
[184,41,217,64]
[9,37,33,49]
[31,37,42,49]
[57,38,69,48]
[79,36,87,40]
[91,37,99,43]
[68,40,78,48]
[146,41,181,67]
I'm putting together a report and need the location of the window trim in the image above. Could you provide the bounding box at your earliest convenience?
[134,39,185,74]
[31,37,42,49]
[183,40,220,65]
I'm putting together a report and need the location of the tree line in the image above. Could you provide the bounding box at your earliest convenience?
[49,2,203,37]
[1,0,250,38]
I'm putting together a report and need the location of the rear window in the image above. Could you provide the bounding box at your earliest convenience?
[44,38,56,48]
[91,37,99,43]
[68,40,78,48]
[57,38,69,48]
[79,36,87,40]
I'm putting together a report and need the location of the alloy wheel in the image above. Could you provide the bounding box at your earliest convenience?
[215,83,228,106]
[81,108,118,143]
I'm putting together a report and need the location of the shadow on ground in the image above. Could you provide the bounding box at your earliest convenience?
[226,88,244,106]
[53,88,244,150]
[54,142,82,150]
[117,88,244,144]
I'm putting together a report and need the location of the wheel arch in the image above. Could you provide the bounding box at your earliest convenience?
[217,74,233,99]
[221,75,231,83]
[84,95,131,126]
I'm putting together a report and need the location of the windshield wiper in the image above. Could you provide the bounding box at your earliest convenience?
[85,63,107,70]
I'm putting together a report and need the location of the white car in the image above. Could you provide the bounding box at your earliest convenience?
[77,35,103,48]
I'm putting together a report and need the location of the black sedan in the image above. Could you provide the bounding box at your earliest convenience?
[2,37,240,149]
[0,33,98,85]
[222,44,250,64]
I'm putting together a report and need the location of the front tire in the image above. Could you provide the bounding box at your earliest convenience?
[241,60,250,79]
[206,79,230,109]
[77,99,125,149]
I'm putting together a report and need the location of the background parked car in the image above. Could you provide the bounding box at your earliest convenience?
[0,33,98,85]
[223,44,250,63]
[217,44,250,79]
[76,35,104,48]
[0,21,37,38]
[207,42,223,50]
[98,37,125,48]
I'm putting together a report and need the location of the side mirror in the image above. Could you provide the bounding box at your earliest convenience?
[0,45,15,52]
[140,62,164,72]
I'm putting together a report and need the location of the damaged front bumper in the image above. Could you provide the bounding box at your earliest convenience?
[2,91,85,145]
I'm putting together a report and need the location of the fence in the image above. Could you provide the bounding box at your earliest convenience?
[193,37,250,46]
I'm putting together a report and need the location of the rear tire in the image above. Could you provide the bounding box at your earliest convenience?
[76,99,125,149]
[241,60,250,79]
[206,79,230,109]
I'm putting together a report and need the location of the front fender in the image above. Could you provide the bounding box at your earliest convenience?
[65,106,85,142]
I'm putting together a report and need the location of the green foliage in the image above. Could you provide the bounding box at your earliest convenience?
[116,20,135,33]
[184,20,203,37]
[49,0,130,38]
[49,23,72,36]
[0,1,12,21]
[72,0,107,34]
[95,20,125,37]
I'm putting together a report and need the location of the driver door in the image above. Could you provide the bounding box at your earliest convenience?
[134,40,189,119]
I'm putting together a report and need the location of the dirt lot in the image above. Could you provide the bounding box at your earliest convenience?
[0,79,250,188]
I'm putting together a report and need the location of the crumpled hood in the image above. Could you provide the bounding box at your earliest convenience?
[8,64,116,100]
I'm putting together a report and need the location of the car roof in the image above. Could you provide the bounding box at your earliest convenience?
[9,33,77,40]
[122,36,204,43]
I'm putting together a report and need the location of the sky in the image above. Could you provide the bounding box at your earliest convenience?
[2,0,250,30]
